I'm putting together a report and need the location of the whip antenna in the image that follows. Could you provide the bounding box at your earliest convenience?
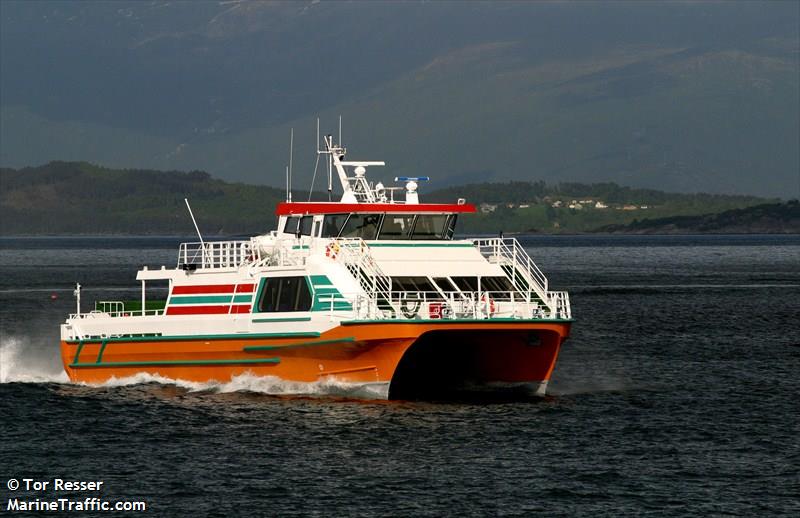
[184,198,207,264]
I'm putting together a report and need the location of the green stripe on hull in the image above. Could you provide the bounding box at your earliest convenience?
[96,340,108,363]
[244,337,355,352]
[72,342,85,364]
[70,357,281,368]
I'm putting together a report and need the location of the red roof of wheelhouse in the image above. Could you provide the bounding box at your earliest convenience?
[275,202,476,216]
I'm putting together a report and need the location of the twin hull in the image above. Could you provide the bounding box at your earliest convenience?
[60,320,571,399]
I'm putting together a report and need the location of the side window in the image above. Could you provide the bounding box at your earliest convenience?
[322,214,348,237]
[481,276,515,292]
[257,277,312,312]
[284,217,300,235]
[444,215,457,239]
[432,277,457,291]
[451,276,479,292]
[339,214,381,240]
[379,215,415,240]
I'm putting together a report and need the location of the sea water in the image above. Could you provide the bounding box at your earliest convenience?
[1,235,798,516]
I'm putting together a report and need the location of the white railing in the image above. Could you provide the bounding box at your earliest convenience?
[70,308,164,319]
[552,291,571,319]
[177,240,257,269]
[262,241,310,267]
[331,290,562,321]
[472,238,553,312]
[334,238,396,310]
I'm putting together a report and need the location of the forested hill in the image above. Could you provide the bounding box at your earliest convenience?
[596,201,800,234]
[0,162,288,235]
[0,162,776,235]
[427,181,766,208]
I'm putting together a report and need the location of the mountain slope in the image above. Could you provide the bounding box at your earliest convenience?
[1,1,797,197]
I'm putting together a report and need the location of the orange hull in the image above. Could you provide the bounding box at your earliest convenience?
[60,320,571,398]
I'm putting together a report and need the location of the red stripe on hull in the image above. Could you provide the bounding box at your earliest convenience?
[172,284,254,295]
[166,305,251,315]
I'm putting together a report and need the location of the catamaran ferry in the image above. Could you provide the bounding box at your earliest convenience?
[59,133,572,399]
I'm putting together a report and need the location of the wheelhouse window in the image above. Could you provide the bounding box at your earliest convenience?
[339,214,381,240]
[322,214,348,238]
[283,216,299,235]
[257,277,312,312]
[298,216,314,236]
[379,215,415,240]
[411,214,448,240]
[444,214,458,239]
[283,216,313,236]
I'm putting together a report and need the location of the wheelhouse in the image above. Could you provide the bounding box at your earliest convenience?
[275,202,475,241]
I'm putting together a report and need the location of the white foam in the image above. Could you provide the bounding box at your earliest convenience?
[69,371,387,399]
[0,337,69,384]
[0,337,388,398]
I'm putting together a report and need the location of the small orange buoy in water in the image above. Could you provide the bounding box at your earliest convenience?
[50,293,58,300]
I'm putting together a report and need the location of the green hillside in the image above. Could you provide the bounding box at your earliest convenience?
[596,201,800,234]
[0,162,287,235]
[0,162,774,235]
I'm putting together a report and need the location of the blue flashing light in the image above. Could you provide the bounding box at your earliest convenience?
[394,176,430,182]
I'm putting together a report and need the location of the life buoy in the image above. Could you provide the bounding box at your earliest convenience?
[400,297,421,319]
[325,241,341,260]
[480,293,496,316]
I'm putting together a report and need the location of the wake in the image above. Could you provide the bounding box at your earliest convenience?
[0,337,68,384]
[0,336,387,398]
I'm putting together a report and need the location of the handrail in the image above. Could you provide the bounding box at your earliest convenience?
[472,237,554,313]
[334,289,556,320]
[333,238,399,317]
[177,240,256,269]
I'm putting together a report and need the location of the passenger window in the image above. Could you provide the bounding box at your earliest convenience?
[391,277,436,292]
[451,277,479,292]
[257,277,312,312]
[339,214,381,240]
[482,276,515,292]
[433,277,457,292]
[322,214,348,237]
[411,215,447,239]
[379,215,415,240]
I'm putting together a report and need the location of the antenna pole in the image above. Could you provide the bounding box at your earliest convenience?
[338,115,342,145]
[327,135,333,201]
[184,198,207,265]
[288,128,294,202]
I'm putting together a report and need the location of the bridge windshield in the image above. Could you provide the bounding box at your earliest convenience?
[321,213,457,240]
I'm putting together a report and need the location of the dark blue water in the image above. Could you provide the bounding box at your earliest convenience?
[1,235,798,516]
